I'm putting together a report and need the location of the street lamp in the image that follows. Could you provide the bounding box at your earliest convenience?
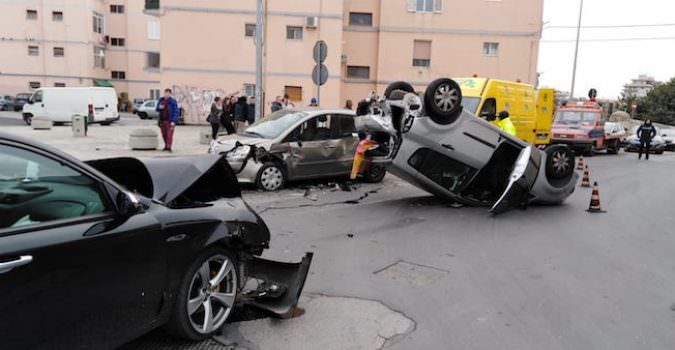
[570,0,584,98]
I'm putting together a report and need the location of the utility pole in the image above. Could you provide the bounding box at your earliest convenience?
[254,0,264,121]
[570,0,584,98]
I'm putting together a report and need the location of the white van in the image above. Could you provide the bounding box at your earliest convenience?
[22,87,119,126]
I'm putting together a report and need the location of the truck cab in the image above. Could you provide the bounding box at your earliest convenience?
[551,98,623,155]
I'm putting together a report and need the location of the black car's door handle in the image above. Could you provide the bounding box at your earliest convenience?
[0,255,33,274]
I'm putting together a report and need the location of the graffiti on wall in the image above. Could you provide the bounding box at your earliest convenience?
[172,85,225,124]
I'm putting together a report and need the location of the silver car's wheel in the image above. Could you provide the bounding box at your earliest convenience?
[545,145,575,181]
[257,162,285,191]
[187,254,237,335]
[434,83,460,112]
[551,150,570,175]
[423,78,463,125]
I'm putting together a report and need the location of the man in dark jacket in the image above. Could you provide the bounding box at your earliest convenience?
[155,88,179,152]
[637,119,657,160]
[247,96,256,125]
[233,96,249,133]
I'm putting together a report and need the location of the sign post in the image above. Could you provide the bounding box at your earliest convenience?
[312,40,328,106]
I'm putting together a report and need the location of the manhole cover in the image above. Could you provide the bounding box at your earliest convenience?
[374,260,449,286]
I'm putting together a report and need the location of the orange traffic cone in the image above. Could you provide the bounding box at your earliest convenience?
[586,182,606,213]
[576,155,585,170]
[580,165,591,187]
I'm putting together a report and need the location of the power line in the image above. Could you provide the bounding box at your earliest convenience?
[542,36,675,43]
[545,23,675,29]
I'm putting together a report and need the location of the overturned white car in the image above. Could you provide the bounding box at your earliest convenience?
[352,78,579,215]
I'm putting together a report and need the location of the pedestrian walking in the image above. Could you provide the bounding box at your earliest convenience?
[247,96,256,125]
[155,88,179,152]
[637,119,657,160]
[271,96,283,112]
[344,99,353,110]
[207,97,224,140]
[234,96,249,133]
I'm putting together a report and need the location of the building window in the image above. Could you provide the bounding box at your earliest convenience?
[243,84,256,97]
[54,82,66,87]
[349,12,373,26]
[407,0,443,13]
[150,89,160,100]
[146,52,160,69]
[413,40,431,67]
[52,11,63,21]
[93,12,104,34]
[347,66,370,79]
[284,86,302,101]
[245,23,256,37]
[482,42,499,56]
[286,26,303,40]
[28,46,39,56]
[110,4,125,14]
[26,9,38,20]
[29,82,41,90]
[94,46,105,68]
[110,37,125,47]
[53,47,65,57]
[147,20,160,40]
[111,71,126,80]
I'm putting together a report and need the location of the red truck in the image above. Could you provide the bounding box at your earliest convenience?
[551,93,625,156]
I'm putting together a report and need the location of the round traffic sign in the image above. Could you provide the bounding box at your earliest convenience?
[312,64,328,86]
[313,40,328,64]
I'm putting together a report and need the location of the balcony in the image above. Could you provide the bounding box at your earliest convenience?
[144,0,161,15]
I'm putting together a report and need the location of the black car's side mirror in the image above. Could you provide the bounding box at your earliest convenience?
[117,191,142,217]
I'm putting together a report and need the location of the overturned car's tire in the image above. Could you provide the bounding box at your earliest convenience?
[424,78,463,125]
[545,145,575,182]
[384,81,415,100]
[363,165,386,183]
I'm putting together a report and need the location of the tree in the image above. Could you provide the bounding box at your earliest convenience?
[637,77,675,125]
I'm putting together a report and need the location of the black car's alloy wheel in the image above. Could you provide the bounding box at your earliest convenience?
[166,247,238,340]
[424,78,463,125]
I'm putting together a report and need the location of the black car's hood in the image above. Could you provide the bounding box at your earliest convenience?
[86,155,241,205]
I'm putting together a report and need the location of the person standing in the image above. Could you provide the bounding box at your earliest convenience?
[207,97,223,140]
[344,99,353,110]
[220,97,236,135]
[271,96,283,112]
[247,96,256,126]
[637,119,657,160]
[309,97,318,107]
[233,96,249,133]
[496,111,517,137]
[155,88,179,152]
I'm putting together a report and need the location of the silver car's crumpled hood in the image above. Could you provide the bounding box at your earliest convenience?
[211,135,274,154]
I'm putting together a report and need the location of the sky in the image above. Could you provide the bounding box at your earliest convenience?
[538,0,675,99]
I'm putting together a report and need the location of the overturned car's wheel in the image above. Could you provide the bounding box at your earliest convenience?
[256,162,286,191]
[384,81,415,99]
[545,145,575,181]
[424,78,463,125]
[363,165,386,183]
[166,247,239,340]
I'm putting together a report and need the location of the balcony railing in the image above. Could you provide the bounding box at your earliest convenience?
[145,0,159,10]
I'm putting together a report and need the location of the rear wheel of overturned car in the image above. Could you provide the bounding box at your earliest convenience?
[363,165,386,183]
[424,78,463,125]
[165,246,239,340]
[545,145,575,180]
[256,162,286,191]
[384,81,415,99]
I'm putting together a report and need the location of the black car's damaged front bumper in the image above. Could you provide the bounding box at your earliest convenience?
[239,252,314,318]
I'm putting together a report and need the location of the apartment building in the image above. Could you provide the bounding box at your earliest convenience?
[0,0,160,103]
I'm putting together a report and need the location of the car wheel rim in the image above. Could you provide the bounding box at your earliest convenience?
[187,254,237,334]
[260,166,283,191]
[369,166,384,180]
[551,151,570,175]
[434,84,459,112]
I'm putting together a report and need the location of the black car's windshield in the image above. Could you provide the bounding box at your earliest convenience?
[554,111,598,125]
[462,97,481,115]
[244,110,308,139]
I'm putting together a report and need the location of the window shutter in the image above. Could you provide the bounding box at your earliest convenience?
[434,0,443,13]
[407,0,417,12]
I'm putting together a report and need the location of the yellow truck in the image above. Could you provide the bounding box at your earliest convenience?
[455,77,554,146]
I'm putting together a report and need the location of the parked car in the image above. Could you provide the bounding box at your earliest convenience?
[0,131,312,349]
[208,109,386,191]
[352,78,578,215]
[13,93,32,112]
[132,98,146,114]
[660,129,675,151]
[624,125,666,154]
[0,95,14,111]
[21,87,119,126]
[136,99,159,119]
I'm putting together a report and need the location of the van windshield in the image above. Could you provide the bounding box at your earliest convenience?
[554,111,598,125]
[462,97,481,115]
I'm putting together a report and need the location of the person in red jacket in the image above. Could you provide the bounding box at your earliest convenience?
[155,88,180,152]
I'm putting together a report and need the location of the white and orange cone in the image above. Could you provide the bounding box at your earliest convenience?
[586,182,606,213]
[580,165,591,188]
[576,155,585,170]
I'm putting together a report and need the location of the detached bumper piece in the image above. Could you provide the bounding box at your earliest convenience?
[241,252,313,318]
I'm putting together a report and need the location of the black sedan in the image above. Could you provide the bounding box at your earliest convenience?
[0,131,312,349]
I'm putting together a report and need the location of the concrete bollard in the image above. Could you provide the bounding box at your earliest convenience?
[129,129,159,150]
[199,129,212,145]
[31,118,53,130]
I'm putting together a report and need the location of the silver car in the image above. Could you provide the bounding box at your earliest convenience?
[354,78,578,215]
[208,109,386,191]
[136,99,159,120]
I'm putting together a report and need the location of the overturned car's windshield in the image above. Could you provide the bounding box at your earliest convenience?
[244,110,308,139]
[462,97,481,115]
[554,111,598,125]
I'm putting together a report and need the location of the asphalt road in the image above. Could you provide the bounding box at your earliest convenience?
[130,151,675,350]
